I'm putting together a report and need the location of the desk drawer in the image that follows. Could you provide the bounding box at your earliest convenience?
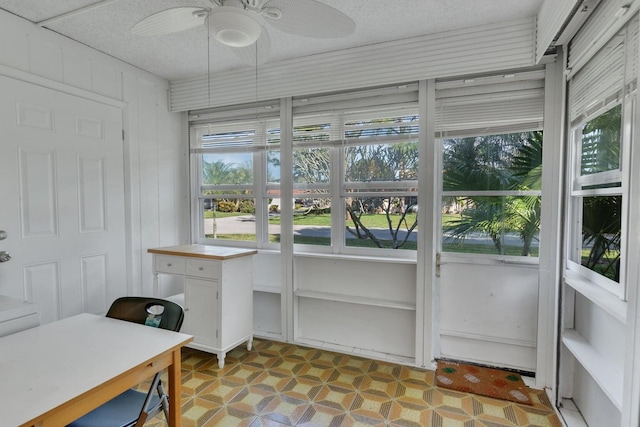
[186,258,219,279]
[155,255,186,275]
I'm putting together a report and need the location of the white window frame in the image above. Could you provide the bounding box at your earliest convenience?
[190,115,280,249]
[566,99,631,300]
[290,105,420,258]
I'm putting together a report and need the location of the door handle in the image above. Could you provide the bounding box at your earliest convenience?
[0,251,11,263]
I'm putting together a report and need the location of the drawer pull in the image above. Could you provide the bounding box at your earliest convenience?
[167,263,172,267]
[199,267,204,271]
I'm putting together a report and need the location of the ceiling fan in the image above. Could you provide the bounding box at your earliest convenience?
[131,0,356,66]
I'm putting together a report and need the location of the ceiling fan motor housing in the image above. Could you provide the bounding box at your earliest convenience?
[209,6,262,47]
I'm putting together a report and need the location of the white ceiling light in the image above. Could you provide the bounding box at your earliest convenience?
[209,6,262,48]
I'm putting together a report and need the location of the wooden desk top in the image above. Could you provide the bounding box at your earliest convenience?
[148,244,257,260]
[0,313,192,427]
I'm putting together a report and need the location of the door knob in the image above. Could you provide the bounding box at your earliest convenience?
[0,251,11,263]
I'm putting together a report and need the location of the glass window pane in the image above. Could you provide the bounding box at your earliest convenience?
[442,196,540,256]
[293,147,330,184]
[345,142,418,183]
[345,196,418,250]
[202,197,256,242]
[202,153,253,185]
[288,194,332,246]
[580,104,621,175]
[442,132,543,191]
[578,195,621,282]
[267,150,281,185]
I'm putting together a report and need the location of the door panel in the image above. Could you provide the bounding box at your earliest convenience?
[438,259,539,371]
[0,75,126,323]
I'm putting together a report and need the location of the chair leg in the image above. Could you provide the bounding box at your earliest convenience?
[157,379,171,421]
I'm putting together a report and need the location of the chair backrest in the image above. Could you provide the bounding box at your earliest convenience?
[106,297,184,332]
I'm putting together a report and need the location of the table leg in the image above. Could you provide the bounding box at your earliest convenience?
[168,348,182,427]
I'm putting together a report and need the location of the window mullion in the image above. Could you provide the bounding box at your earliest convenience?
[331,122,345,254]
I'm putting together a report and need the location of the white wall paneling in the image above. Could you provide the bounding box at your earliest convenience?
[572,362,622,426]
[293,255,417,362]
[122,76,187,297]
[252,252,283,339]
[254,292,282,338]
[297,298,415,361]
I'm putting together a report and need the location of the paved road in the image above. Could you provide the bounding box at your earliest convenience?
[204,215,539,247]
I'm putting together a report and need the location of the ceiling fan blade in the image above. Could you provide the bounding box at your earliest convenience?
[262,0,354,38]
[131,7,207,36]
[230,27,271,66]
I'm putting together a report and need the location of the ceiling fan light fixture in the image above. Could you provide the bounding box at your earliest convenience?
[209,8,261,47]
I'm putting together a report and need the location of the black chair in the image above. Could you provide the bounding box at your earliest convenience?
[67,297,185,427]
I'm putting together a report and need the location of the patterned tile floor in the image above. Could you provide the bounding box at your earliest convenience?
[145,339,562,427]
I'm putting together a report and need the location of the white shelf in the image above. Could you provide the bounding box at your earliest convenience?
[562,328,623,410]
[253,285,281,294]
[564,271,626,324]
[294,251,417,265]
[294,289,415,310]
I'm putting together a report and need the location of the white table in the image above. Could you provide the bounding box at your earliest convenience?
[0,313,192,427]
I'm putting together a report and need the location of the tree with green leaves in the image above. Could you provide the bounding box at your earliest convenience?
[443,131,543,256]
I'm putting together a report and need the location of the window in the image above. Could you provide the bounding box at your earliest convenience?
[291,99,420,255]
[441,132,542,256]
[191,113,280,246]
[290,115,333,248]
[568,104,624,293]
[343,109,419,251]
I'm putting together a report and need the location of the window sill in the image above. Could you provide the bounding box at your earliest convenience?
[564,270,626,324]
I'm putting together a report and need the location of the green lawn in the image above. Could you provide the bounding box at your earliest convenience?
[269,212,418,229]
[204,211,251,219]
[206,211,544,256]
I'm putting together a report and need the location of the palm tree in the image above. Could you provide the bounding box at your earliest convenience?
[443,131,543,256]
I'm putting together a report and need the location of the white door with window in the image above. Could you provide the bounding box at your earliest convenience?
[0,75,126,323]
[434,73,545,373]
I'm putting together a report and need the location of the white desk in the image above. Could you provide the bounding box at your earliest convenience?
[0,313,192,427]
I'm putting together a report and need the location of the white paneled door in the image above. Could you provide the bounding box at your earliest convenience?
[0,75,126,323]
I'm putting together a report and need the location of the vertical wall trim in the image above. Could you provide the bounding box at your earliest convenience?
[537,53,566,392]
[279,97,294,342]
[621,43,640,427]
[418,79,437,366]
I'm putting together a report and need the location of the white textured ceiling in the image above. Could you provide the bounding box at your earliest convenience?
[0,0,543,81]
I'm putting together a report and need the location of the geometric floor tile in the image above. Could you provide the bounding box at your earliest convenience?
[140,338,562,426]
